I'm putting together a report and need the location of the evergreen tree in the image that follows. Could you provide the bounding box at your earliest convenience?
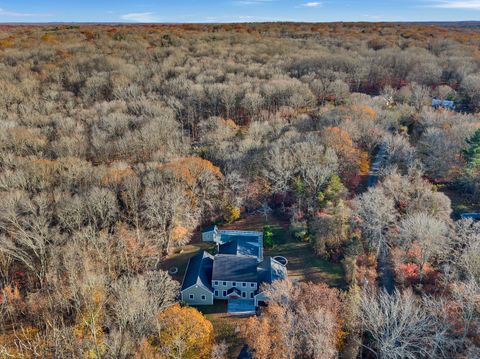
[463,129,480,170]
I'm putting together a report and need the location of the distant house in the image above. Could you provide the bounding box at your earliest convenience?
[460,213,480,221]
[181,226,287,309]
[432,98,455,110]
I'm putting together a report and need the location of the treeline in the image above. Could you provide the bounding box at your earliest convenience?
[0,23,479,358]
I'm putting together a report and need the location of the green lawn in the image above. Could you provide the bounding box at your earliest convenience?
[266,239,346,288]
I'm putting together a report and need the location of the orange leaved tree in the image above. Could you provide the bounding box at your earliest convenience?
[152,304,214,359]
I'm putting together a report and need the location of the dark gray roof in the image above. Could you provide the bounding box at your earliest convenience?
[212,255,258,282]
[227,287,241,296]
[218,235,260,258]
[203,224,217,233]
[461,213,480,220]
[257,257,287,285]
[181,251,214,291]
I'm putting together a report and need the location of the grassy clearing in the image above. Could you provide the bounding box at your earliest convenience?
[159,241,216,282]
[266,240,346,288]
[439,186,479,219]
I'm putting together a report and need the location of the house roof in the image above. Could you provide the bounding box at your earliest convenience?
[202,224,217,233]
[257,257,287,285]
[227,287,241,296]
[218,235,261,258]
[432,99,455,108]
[461,213,480,220]
[181,251,214,291]
[212,254,258,282]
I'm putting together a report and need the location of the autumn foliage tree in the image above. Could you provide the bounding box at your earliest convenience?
[244,280,342,359]
[149,304,214,359]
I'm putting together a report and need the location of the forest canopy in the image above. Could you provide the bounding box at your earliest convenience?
[0,22,479,358]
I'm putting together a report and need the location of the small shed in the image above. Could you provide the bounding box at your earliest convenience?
[202,225,218,242]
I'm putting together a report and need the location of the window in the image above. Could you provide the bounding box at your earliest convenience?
[223,282,227,286]
[250,283,255,288]
[222,290,227,297]
[242,292,246,298]
[214,290,219,296]
[242,282,246,287]
[189,294,194,300]
[214,281,219,286]
[232,282,236,286]
[201,295,206,301]
[250,293,254,299]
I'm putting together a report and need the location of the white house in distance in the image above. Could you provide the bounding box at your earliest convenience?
[180,225,287,312]
[432,98,455,110]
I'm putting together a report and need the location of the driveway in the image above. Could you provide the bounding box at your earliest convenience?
[227,299,256,314]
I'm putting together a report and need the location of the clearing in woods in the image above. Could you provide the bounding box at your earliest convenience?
[160,212,346,357]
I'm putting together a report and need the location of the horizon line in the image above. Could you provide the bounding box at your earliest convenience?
[0,20,479,25]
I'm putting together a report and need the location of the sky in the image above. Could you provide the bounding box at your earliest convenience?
[0,1,480,23]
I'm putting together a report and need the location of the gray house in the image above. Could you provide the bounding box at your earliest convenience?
[180,251,214,305]
[181,226,287,310]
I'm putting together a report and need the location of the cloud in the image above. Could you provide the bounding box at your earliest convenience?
[427,1,480,9]
[0,8,52,17]
[120,12,159,22]
[300,2,322,7]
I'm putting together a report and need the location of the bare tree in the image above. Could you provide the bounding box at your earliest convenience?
[398,212,449,276]
[352,187,397,255]
[0,192,56,284]
[110,271,179,340]
[360,289,453,359]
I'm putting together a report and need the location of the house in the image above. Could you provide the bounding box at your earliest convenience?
[180,251,214,305]
[180,226,287,308]
[460,213,480,221]
[432,98,455,110]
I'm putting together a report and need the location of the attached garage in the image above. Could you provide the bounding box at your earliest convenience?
[181,284,214,305]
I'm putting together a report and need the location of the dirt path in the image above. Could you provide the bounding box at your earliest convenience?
[367,142,395,294]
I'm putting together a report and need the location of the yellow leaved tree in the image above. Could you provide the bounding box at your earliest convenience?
[150,304,214,359]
